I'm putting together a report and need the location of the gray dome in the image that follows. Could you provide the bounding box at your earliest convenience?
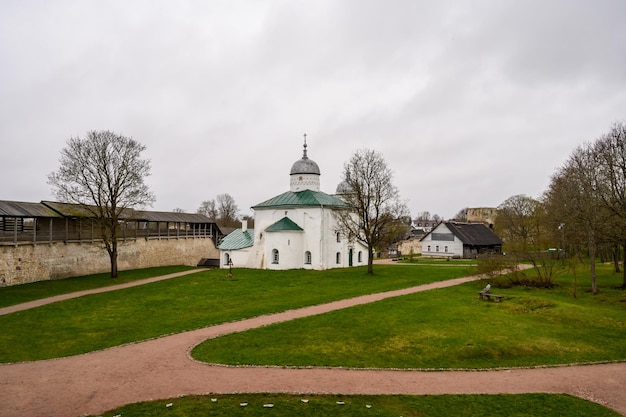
[290,157,320,175]
[290,135,320,175]
[335,180,353,194]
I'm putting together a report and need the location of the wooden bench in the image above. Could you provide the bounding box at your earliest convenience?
[478,291,503,302]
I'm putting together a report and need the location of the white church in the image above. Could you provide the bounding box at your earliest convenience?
[218,137,368,270]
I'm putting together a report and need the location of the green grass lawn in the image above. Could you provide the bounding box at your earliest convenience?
[0,264,471,362]
[89,393,621,417]
[0,265,197,308]
[192,263,626,369]
[3,262,624,417]
[398,257,479,266]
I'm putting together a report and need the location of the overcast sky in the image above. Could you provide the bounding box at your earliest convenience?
[2,1,625,219]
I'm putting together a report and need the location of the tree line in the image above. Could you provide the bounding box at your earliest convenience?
[46,129,408,277]
[174,195,245,229]
[495,121,626,292]
[50,123,625,284]
[196,194,243,228]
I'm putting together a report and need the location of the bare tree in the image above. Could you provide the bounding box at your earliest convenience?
[197,200,218,220]
[453,207,468,221]
[415,211,442,222]
[216,193,240,227]
[335,148,408,274]
[496,194,555,286]
[594,121,626,288]
[48,130,155,278]
[496,195,543,253]
[544,143,609,293]
[197,194,240,227]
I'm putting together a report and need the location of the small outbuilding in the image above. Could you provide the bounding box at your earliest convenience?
[420,221,503,259]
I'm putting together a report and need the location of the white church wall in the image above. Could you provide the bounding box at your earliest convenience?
[248,206,366,270]
[265,230,304,270]
[301,209,323,269]
[256,207,320,270]
[222,248,252,269]
[319,209,367,269]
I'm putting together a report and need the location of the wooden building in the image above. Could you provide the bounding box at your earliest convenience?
[420,221,503,259]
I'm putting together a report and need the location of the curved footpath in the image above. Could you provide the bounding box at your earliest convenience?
[0,270,624,417]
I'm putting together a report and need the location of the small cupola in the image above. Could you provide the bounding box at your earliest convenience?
[290,134,321,192]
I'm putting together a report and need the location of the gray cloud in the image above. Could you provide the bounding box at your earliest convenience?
[1,0,624,218]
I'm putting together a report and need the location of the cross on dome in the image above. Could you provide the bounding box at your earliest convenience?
[302,133,308,159]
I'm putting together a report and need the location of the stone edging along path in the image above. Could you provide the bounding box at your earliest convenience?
[0,269,625,417]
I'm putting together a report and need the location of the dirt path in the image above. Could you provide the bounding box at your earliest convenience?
[1,271,624,417]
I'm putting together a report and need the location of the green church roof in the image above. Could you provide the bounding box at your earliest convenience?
[218,228,254,250]
[265,217,304,232]
[253,189,348,209]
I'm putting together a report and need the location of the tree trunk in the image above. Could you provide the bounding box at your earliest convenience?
[589,238,597,294]
[367,246,375,274]
[110,240,118,278]
[622,240,626,288]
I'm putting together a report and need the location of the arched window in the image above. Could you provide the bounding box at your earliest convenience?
[305,251,312,265]
[224,253,230,266]
[336,252,341,264]
[272,249,279,264]
[336,232,341,242]
[358,251,363,263]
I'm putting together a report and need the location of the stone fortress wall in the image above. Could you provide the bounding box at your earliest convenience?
[0,238,219,286]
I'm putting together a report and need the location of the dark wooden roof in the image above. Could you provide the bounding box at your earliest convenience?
[134,210,213,224]
[42,201,114,217]
[1,199,217,226]
[445,222,503,246]
[0,200,61,218]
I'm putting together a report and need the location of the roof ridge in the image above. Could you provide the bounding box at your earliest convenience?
[252,189,348,209]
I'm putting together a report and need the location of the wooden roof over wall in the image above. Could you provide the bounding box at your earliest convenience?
[0,200,219,227]
[0,200,61,218]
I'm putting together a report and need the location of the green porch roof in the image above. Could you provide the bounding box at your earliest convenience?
[218,228,254,250]
[265,216,304,232]
[252,189,348,209]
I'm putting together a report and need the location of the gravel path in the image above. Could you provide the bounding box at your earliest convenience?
[1,269,624,417]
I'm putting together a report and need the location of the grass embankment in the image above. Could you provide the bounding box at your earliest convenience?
[192,263,626,369]
[0,264,470,363]
[90,393,621,417]
[0,265,197,309]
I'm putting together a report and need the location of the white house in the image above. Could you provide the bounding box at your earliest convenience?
[218,137,368,270]
[420,221,503,259]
